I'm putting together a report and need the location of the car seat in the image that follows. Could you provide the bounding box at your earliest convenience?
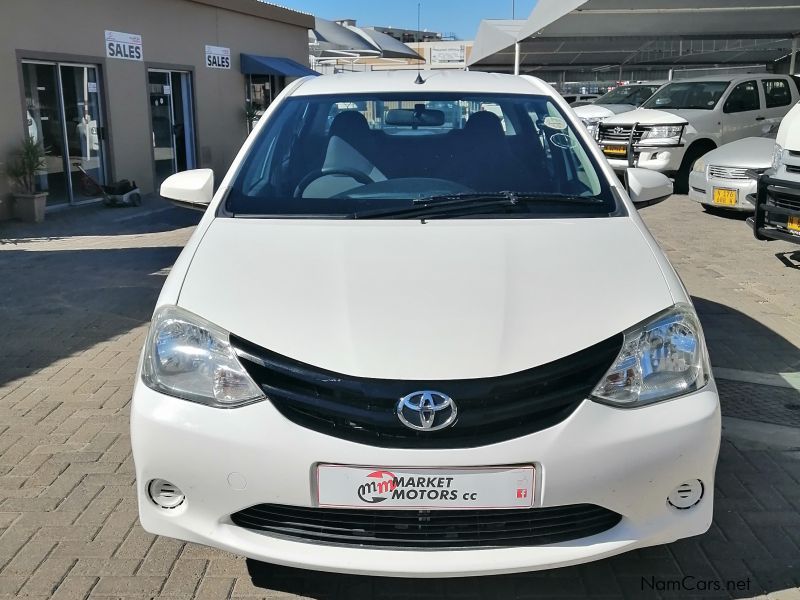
[302,111,386,198]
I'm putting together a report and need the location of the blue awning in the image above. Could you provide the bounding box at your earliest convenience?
[240,54,318,77]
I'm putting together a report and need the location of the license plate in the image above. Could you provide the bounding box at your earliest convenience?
[713,187,737,206]
[317,465,535,510]
[603,145,627,157]
[788,215,800,232]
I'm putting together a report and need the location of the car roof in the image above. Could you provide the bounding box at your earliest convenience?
[662,74,784,84]
[291,70,552,97]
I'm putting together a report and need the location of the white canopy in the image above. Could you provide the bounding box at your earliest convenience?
[310,18,422,61]
[469,0,800,74]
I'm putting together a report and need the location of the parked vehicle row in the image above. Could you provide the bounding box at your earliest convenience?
[597,74,798,193]
[566,72,800,245]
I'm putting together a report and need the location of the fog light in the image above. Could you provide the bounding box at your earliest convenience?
[148,479,185,509]
[667,479,704,509]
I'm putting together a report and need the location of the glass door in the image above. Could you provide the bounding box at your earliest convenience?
[148,70,195,188]
[148,70,176,187]
[22,62,68,206]
[60,65,106,203]
[170,71,196,174]
[21,61,107,207]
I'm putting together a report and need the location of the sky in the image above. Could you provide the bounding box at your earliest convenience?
[284,0,538,41]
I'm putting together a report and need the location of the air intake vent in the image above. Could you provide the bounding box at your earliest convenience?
[231,503,623,549]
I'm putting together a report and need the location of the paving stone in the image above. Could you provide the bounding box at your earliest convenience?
[194,576,236,600]
[50,575,99,599]
[91,574,165,595]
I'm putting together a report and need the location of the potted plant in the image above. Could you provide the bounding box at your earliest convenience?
[5,136,47,223]
[245,105,259,133]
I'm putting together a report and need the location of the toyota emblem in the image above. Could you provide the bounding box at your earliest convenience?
[612,126,624,134]
[396,391,457,431]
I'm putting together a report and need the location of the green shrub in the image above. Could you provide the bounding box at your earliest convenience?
[5,136,46,194]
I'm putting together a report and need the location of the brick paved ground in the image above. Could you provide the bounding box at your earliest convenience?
[0,195,798,599]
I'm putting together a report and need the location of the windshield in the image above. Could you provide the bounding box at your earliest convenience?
[596,84,661,106]
[642,81,729,110]
[226,93,617,219]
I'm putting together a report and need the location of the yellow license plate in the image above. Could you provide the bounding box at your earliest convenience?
[603,145,627,156]
[788,215,800,232]
[712,187,737,206]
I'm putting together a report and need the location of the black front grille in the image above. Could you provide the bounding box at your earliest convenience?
[230,503,622,549]
[768,190,800,212]
[232,334,621,448]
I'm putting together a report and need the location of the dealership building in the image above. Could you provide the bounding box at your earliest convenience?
[0,0,315,220]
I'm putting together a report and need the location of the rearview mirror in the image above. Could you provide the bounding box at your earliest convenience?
[625,168,673,207]
[385,108,445,127]
[160,169,214,211]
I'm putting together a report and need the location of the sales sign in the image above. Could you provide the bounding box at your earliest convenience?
[205,45,231,69]
[105,30,143,61]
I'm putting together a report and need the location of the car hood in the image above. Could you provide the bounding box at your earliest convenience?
[776,102,800,151]
[603,108,691,126]
[177,218,674,380]
[703,136,775,169]
[573,104,634,119]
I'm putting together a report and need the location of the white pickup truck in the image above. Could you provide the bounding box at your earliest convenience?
[573,82,665,138]
[752,101,800,244]
[598,74,799,192]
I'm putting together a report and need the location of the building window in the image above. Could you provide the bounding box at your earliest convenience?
[246,74,285,132]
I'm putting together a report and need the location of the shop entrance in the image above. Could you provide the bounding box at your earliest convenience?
[148,70,196,187]
[21,60,108,207]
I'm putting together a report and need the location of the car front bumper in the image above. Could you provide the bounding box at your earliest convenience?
[605,148,683,175]
[131,378,721,578]
[689,171,757,211]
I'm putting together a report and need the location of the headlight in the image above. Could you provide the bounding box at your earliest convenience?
[772,143,784,171]
[141,305,264,408]
[591,304,710,407]
[692,157,706,174]
[581,117,603,139]
[640,124,684,146]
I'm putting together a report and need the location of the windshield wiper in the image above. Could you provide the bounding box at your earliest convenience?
[353,191,600,219]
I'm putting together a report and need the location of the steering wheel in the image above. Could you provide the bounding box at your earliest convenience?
[294,167,374,198]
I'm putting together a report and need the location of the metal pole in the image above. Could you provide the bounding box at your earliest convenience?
[514,42,520,76]
[791,36,799,74]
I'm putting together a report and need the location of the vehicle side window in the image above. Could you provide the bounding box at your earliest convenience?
[723,81,760,113]
[762,79,792,109]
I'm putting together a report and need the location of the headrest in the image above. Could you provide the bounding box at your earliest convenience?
[330,111,370,138]
[464,111,504,137]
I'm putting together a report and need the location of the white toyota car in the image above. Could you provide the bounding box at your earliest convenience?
[132,71,720,578]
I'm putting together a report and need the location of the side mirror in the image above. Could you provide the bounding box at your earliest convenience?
[625,168,673,207]
[160,169,214,211]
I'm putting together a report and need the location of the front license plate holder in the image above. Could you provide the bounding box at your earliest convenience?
[713,187,738,206]
[316,465,535,510]
[603,145,627,157]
